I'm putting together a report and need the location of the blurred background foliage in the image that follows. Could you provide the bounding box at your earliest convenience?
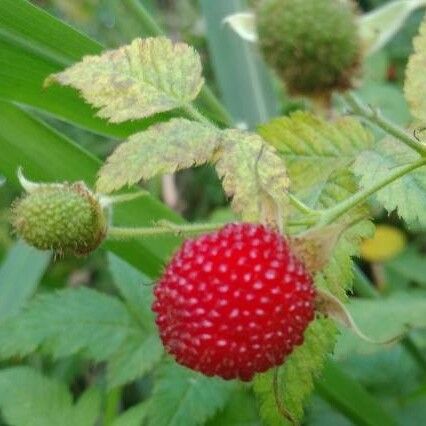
[0,0,425,425]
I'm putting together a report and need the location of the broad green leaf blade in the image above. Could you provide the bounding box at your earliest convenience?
[108,254,163,388]
[353,137,426,228]
[0,101,181,277]
[259,112,374,205]
[112,403,148,426]
[335,292,426,357]
[316,362,396,426]
[0,0,151,138]
[97,119,220,193]
[360,0,426,56]
[253,319,337,426]
[0,240,50,322]
[0,288,136,361]
[215,129,289,222]
[48,37,204,123]
[146,362,235,426]
[405,14,426,123]
[200,0,279,128]
[386,247,426,287]
[206,388,261,426]
[0,367,101,426]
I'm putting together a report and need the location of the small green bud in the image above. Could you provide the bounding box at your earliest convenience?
[256,0,361,98]
[12,180,106,256]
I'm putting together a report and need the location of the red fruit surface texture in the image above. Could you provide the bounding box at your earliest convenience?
[152,223,316,381]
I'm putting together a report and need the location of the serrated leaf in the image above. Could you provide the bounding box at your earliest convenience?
[0,286,162,388]
[47,37,204,123]
[146,363,235,426]
[405,14,426,123]
[0,367,100,426]
[0,240,50,322]
[353,137,426,228]
[97,119,220,193]
[215,129,289,223]
[258,112,374,205]
[253,319,337,426]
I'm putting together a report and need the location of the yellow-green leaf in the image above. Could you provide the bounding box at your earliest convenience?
[404,15,426,123]
[47,37,204,123]
[97,119,220,193]
[215,129,289,223]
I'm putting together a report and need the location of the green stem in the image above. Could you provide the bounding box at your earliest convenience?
[288,193,318,215]
[343,92,426,157]
[317,158,426,226]
[353,266,426,373]
[108,221,223,240]
[122,0,232,127]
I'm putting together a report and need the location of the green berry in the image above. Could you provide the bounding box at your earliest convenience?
[256,0,361,97]
[12,182,106,256]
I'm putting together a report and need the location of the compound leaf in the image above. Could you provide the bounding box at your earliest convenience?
[404,15,426,123]
[215,129,289,223]
[253,319,337,426]
[97,119,220,193]
[0,367,100,426]
[48,37,204,123]
[146,362,235,426]
[0,287,162,388]
[353,137,426,228]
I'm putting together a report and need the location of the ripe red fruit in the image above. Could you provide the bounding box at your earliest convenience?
[152,223,316,381]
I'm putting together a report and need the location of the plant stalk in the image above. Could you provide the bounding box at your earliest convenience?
[108,222,224,239]
[343,92,426,157]
[317,158,426,226]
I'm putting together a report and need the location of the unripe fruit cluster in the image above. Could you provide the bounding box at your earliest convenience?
[256,0,361,97]
[12,182,106,256]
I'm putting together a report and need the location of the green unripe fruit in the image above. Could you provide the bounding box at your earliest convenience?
[12,182,106,256]
[256,0,361,97]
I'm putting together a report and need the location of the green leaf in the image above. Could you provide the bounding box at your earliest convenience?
[48,37,204,123]
[206,388,261,426]
[360,0,426,56]
[253,319,337,426]
[97,119,220,193]
[200,0,279,128]
[0,367,101,426]
[146,362,235,426]
[0,240,50,322]
[0,0,149,138]
[404,14,426,123]
[215,129,289,221]
[0,287,136,361]
[0,100,182,277]
[108,254,163,388]
[386,246,426,287]
[258,112,374,205]
[112,403,148,426]
[316,361,397,426]
[353,137,426,228]
[335,292,426,358]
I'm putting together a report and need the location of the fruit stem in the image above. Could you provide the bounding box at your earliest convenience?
[316,157,426,226]
[99,190,149,207]
[343,92,426,157]
[107,221,224,239]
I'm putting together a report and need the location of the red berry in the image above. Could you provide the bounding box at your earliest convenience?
[152,223,315,381]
